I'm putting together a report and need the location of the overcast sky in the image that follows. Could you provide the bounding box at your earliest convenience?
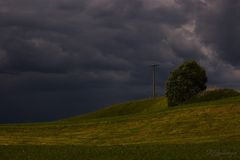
[0,0,239,123]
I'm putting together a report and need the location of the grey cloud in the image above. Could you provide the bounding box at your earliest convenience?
[194,0,240,66]
[0,0,239,122]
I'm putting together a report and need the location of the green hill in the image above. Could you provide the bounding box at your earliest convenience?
[0,92,240,159]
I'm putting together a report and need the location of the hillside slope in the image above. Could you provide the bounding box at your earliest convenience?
[0,96,240,146]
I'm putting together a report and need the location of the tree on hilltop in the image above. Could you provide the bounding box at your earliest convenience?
[166,60,207,107]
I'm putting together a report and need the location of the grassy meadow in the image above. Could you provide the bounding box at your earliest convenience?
[0,91,240,159]
[1,142,239,160]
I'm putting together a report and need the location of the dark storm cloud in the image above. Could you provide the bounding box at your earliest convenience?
[0,0,239,123]
[194,0,240,66]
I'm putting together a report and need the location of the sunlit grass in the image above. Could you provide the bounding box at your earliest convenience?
[0,95,240,159]
[0,96,240,145]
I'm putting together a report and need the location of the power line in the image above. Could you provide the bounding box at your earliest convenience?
[150,64,159,98]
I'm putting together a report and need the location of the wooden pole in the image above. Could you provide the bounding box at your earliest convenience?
[151,64,159,98]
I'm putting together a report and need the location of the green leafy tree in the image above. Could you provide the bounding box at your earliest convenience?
[166,60,207,107]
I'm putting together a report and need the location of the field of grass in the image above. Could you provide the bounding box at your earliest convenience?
[0,92,240,159]
[1,142,239,160]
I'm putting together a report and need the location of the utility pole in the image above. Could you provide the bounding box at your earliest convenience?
[150,64,159,98]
